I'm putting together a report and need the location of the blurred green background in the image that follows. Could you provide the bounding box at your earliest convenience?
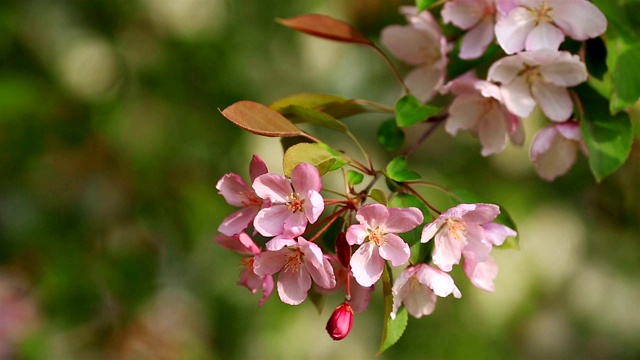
[0,0,638,359]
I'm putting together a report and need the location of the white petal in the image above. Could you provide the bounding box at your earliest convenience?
[487,54,525,84]
[501,77,536,118]
[477,105,509,156]
[531,81,573,121]
[539,52,587,87]
[549,0,607,40]
[446,94,484,135]
[441,0,484,29]
[405,65,445,102]
[524,21,564,51]
[530,125,579,181]
[495,7,536,54]
[350,242,384,287]
[381,25,441,66]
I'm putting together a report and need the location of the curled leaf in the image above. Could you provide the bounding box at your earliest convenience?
[277,14,374,46]
[221,100,302,137]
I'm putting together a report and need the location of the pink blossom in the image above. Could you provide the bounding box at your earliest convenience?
[487,49,587,121]
[442,0,497,59]
[391,264,462,319]
[253,237,335,305]
[421,203,516,271]
[347,204,423,287]
[252,162,324,238]
[326,302,354,341]
[216,155,269,236]
[317,255,372,314]
[214,233,274,306]
[495,0,607,54]
[380,6,448,102]
[463,256,499,292]
[444,74,524,156]
[530,121,585,181]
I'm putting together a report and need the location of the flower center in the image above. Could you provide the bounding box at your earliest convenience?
[446,218,467,241]
[286,193,305,213]
[520,63,542,85]
[529,1,553,25]
[283,248,303,273]
[241,257,254,269]
[367,226,386,247]
[240,191,262,207]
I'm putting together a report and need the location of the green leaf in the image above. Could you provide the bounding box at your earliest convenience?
[316,143,349,172]
[221,100,303,137]
[576,84,634,182]
[270,93,393,119]
[378,265,408,355]
[395,95,441,127]
[346,170,364,186]
[386,156,421,182]
[270,93,347,111]
[378,119,405,151]
[451,190,520,250]
[611,43,640,113]
[278,105,348,133]
[369,189,388,205]
[283,143,348,177]
[416,0,437,12]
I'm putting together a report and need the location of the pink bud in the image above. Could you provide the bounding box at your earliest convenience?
[326,302,353,341]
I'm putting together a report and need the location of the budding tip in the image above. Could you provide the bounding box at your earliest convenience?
[326,302,354,341]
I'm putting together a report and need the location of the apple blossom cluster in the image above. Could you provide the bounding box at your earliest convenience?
[215,0,628,351]
[382,0,605,180]
[215,155,516,340]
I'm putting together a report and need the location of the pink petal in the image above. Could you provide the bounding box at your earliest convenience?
[384,207,424,233]
[460,17,495,59]
[218,207,260,236]
[291,162,322,195]
[355,204,389,229]
[549,0,607,40]
[530,125,579,181]
[487,54,525,84]
[277,265,312,305]
[501,76,536,118]
[531,81,573,121]
[416,264,462,298]
[253,249,288,277]
[253,205,290,237]
[349,278,372,313]
[346,223,369,246]
[216,173,251,207]
[378,234,410,266]
[421,219,443,243]
[259,275,275,306]
[282,211,308,238]
[265,236,297,251]
[253,174,292,203]
[380,25,439,66]
[508,114,526,146]
[482,222,517,246]
[214,232,259,255]
[441,0,485,29]
[460,203,500,224]
[495,6,536,54]
[555,122,582,141]
[303,190,324,224]
[405,65,445,103]
[238,266,263,294]
[463,256,498,292]
[524,21,564,51]
[432,231,464,272]
[477,104,509,156]
[249,155,268,183]
[402,282,438,318]
[446,94,484,136]
[305,256,336,289]
[461,224,492,263]
[350,242,384,287]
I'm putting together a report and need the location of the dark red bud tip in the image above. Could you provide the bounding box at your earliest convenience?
[326,302,354,341]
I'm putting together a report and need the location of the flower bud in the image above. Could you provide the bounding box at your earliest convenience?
[326,302,353,341]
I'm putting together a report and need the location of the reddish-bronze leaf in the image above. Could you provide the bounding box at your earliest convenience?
[277,14,374,46]
[221,100,303,137]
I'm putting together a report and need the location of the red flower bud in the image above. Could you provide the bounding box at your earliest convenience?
[326,302,353,341]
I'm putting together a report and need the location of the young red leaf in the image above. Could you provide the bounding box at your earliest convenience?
[277,14,374,46]
[220,100,303,137]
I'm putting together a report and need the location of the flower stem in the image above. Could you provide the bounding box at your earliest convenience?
[403,114,446,158]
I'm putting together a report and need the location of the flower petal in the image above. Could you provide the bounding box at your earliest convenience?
[501,76,536,118]
[539,51,587,87]
[350,242,384,287]
[446,94,484,136]
[254,205,290,237]
[253,248,288,277]
[524,21,564,51]
[216,173,251,207]
[282,211,308,238]
[214,232,259,255]
[460,203,500,223]
[482,222,517,246]
[249,155,269,183]
[303,190,324,224]
[477,105,509,156]
[403,283,438,318]
[495,7,536,54]
[253,174,292,203]
[259,275,275,306]
[378,234,410,266]
[355,204,389,229]
[530,125,579,180]
[380,24,441,66]
[405,65,445,102]
[531,81,573,121]
[421,219,443,243]
[291,162,322,195]
[265,236,297,251]
[432,231,464,272]
[384,207,424,233]
[218,207,260,236]
[461,224,492,263]
[346,223,369,246]
[549,0,607,40]
[460,17,495,59]
[441,0,485,29]
[416,264,462,298]
[463,256,498,292]
[277,265,312,305]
